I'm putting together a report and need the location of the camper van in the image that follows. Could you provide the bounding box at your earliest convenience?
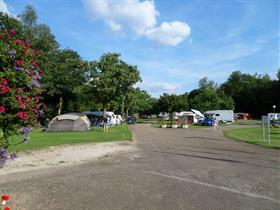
[268,113,280,121]
[204,110,234,123]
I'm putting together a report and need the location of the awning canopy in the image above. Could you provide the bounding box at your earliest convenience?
[191,109,204,118]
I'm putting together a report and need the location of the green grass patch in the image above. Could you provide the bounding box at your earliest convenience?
[224,126,280,149]
[233,119,260,125]
[8,124,132,152]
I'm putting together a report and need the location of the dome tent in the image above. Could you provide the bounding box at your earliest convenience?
[46,113,91,132]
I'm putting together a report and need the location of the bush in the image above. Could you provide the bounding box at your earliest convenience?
[0,28,43,166]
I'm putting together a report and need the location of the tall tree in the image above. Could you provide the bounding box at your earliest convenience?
[189,77,234,112]
[87,53,141,126]
[220,71,278,117]
[124,88,152,115]
[19,5,59,54]
[157,93,187,125]
[42,49,86,116]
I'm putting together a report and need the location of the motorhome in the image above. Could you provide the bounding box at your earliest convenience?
[268,113,280,120]
[204,110,234,123]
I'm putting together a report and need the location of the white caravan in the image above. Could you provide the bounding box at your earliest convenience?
[204,110,234,123]
[178,109,205,124]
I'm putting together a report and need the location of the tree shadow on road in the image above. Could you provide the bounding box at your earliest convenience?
[152,151,279,170]
[184,136,227,141]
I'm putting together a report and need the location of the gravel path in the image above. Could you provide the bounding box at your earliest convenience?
[0,124,279,210]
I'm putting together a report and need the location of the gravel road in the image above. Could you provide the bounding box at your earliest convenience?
[0,124,279,210]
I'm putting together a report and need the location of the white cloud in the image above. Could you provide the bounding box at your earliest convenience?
[137,81,182,96]
[0,0,10,15]
[83,0,191,46]
[83,0,158,35]
[145,21,191,46]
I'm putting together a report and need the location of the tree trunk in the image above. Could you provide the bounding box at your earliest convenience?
[58,96,63,115]
[121,97,125,118]
[126,108,129,118]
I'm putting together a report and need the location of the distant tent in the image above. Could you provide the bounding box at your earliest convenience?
[46,113,91,132]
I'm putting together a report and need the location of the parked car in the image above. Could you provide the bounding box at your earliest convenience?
[201,117,213,126]
[127,116,136,124]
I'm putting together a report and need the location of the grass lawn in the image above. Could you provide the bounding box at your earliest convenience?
[233,119,260,125]
[8,124,132,152]
[224,126,280,149]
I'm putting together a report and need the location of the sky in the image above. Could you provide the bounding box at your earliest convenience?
[1,0,279,97]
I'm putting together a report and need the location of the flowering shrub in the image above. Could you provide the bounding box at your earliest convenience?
[0,29,43,167]
[1,194,10,210]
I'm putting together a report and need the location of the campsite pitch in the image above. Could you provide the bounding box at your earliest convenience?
[8,124,132,152]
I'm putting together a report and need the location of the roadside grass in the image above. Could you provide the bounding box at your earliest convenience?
[224,126,280,149]
[137,118,161,124]
[8,124,132,152]
[233,119,260,125]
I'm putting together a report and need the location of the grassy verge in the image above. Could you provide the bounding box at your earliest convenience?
[224,126,280,149]
[233,119,260,125]
[8,124,132,152]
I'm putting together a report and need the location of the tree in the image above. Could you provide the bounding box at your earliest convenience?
[220,71,278,118]
[125,88,152,115]
[189,77,234,112]
[41,49,86,116]
[157,93,187,125]
[19,5,59,54]
[87,53,141,120]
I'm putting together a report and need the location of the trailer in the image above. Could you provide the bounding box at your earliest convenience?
[204,110,234,123]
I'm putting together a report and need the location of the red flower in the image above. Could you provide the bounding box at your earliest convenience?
[25,41,30,48]
[16,60,24,66]
[16,95,21,101]
[19,101,26,109]
[34,95,39,103]
[1,195,9,201]
[31,60,37,67]
[17,111,23,118]
[25,96,30,103]
[23,112,28,120]
[15,39,23,45]
[0,34,4,39]
[0,85,10,94]
[0,79,8,85]
[9,29,16,36]
[4,207,10,210]
[0,106,5,113]
[5,86,10,93]
[34,108,39,114]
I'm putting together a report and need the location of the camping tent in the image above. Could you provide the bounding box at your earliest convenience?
[46,113,91,132]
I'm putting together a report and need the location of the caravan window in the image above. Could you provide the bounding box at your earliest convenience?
[215,114,220,116]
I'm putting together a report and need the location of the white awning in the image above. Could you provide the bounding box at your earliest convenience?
[191,109,204,118]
